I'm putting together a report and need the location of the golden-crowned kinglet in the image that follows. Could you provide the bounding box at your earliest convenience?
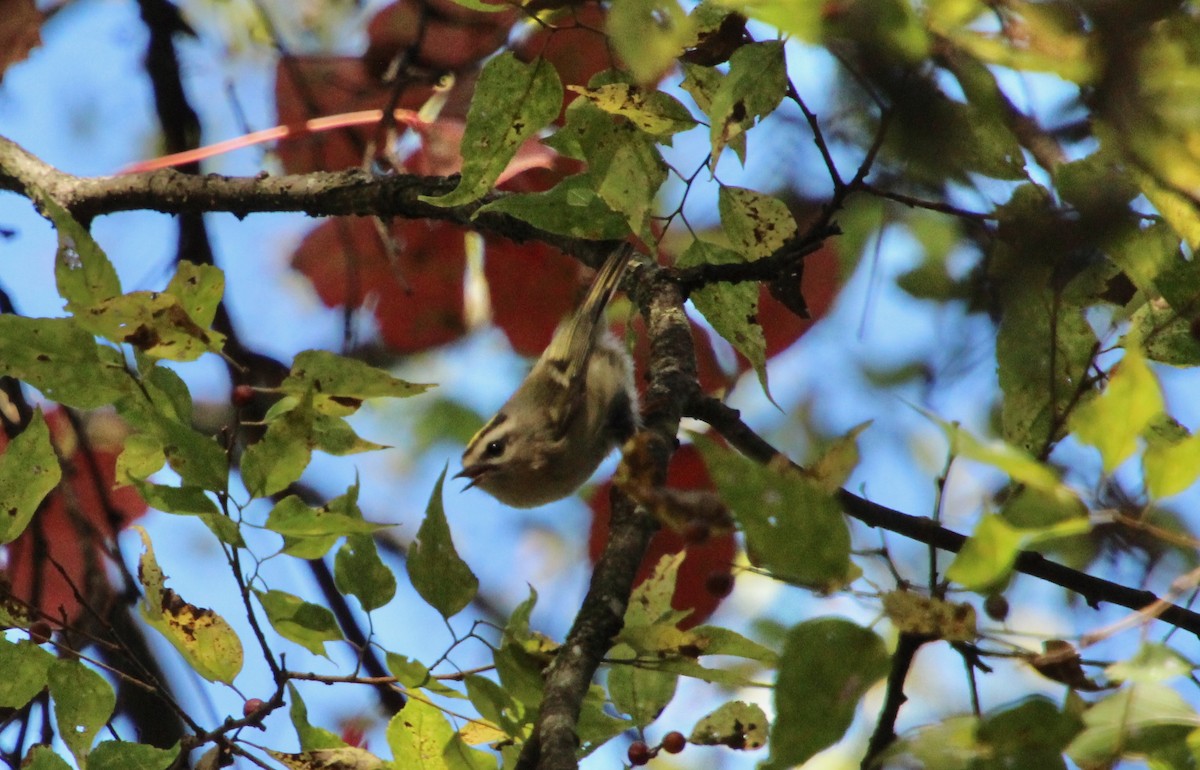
[456,245,639,507]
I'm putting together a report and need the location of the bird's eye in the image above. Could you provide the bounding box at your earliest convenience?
[484,439,505,459]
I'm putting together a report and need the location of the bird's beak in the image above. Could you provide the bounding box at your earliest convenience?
[453,464,485,491]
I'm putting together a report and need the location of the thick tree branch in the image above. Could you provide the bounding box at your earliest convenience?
[519,266,697,770]
[0,135,624,267]
[689,397,1200,638]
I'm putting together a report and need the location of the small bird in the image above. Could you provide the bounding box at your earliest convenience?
[456,245,638,507]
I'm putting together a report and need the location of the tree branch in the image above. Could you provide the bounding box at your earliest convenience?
[862,632,927,768]
[0,134,623,268]
[519,266,697,770]
[689,397,1200,638]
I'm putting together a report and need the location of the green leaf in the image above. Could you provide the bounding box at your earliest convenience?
[119,396,228,491]
[991,186,1099,455]
[697,439,852,590]
[288,682,347,751]
[75,291,225,361]
[678,239,771,400]
[475,174,632,241]
[1104,220,1179,297]
[143,363,193,422]
[566,83,697,139]
[136,527,244,684]
[1107,644,1196,685]
[1067,683,1199,767]
[131,480,243,545]
[494,643,546,714]
[803,421,871,493]
[608,646,679,727]
[281,349,433,416]
[688,625,778,664]
[690,700,769,750]
[389,697,494,770]
[334,533,396,612]
[940,1,1093,83]
[548,99,667,244]
[1133,165,1200,250]
[408,467,478,618]
[422,53,562,208]
[439,0,509,10]
[0,637,55,709]
[0,316,132,408]
[89,742,179,770]
[718,185,798,260]
[975,697,1078,770]
[165,261,224,328]
[945,513,1089,591]
[764,618,888,769]
[312,414,388,456]
[708,41,787,164]
[265,493,387,539]
[607,0,696,85]
[466,674,525,736]
[254,588,344,657]
[577,684,635,755]
[712,0,820,40]
[0,409,61,544]
[21,746,73,770]
[1069,343,1164,473]
[40,193,121,312]
[1135,303,1200,366]
[266,748,387,770]
[388,652,431,689]
[116,433,167,484]
[133,482,219,516]
[877,715,986,767]
[48,658,116,768]
[937,418,1083,514]
[625,551,689,629]
[241,391,316,497]
[1144,430,1200,499]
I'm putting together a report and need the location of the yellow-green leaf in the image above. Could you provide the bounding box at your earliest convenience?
[1070,345,1164,473]
[0,409,61,544]
[48,658,116,768]
[254,588,344,657]
[422,53,562,207]
[408,467,478,618]
[566,83,697,138]
[136,527,244,684]
[718,186,797,260]
[607,0,695,85]
[708,41,787,164]
[1144,430,1200,499]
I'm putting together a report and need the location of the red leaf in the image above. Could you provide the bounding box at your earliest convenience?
[588,445,737,629]
[516,2,618,121]
[0,0,41,84]
[292,217,468,352]
[365,0,516,76]
[482,238,582,356]
[273,56,477,173]
[3,409,148,623]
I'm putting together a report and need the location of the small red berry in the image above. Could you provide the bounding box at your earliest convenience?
[232,384,255,407]
[628,740,652,766]
[704,571,734,598]
[243,698,266,718]
[28,621,52,644]
[661,731,686,754]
